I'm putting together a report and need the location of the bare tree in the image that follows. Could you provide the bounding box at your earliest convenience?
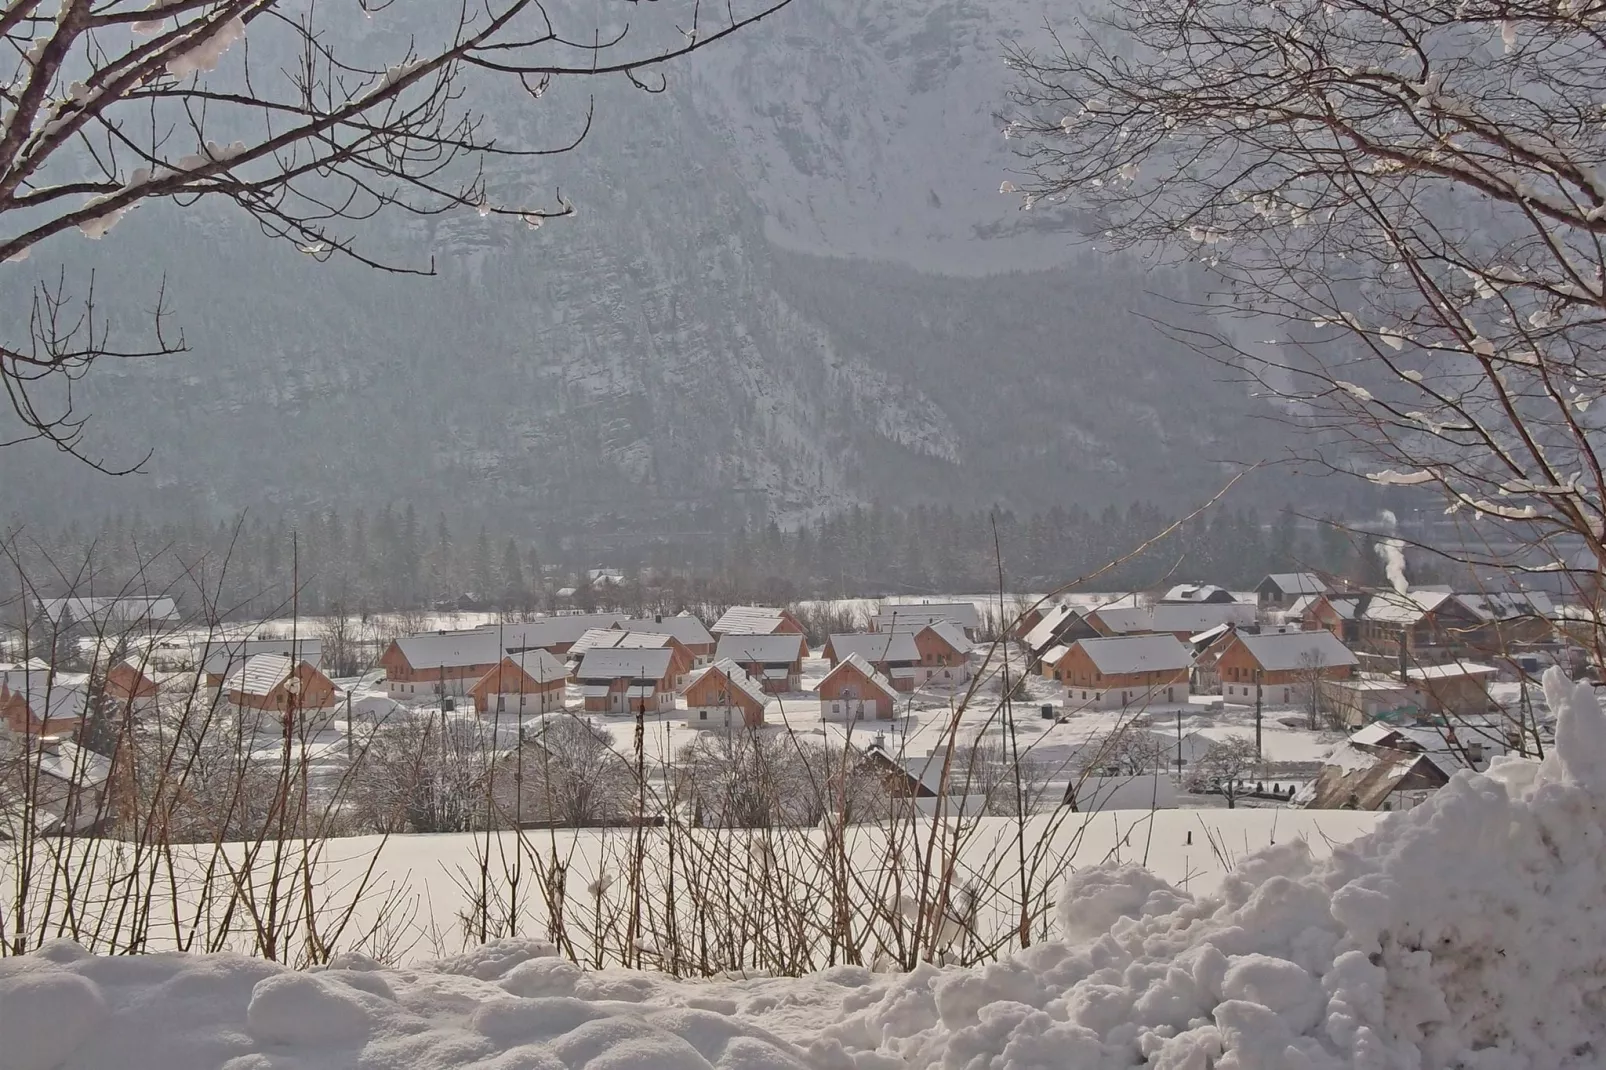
[0,0,795,464]
[1294,651,1331,731]
[1189,736,1262,809]
[347,711,489,833]
[1005,0,1606,630]
[316,600,366,679]
[1079,726,1168,776]
[513,715,632,827]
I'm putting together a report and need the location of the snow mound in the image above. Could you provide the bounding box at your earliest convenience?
[2,668,1604,1069]
[827,667,1606,1069]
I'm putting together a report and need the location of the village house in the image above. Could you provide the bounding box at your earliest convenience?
[1256,573,1329,610]
[1021,604,1079,666]
[475,614,630,656]
[819,653,901,722]
[196,638,323,691]
[682,659,769,729]
[911,621,971,686]
[1303,589,1492,664]
[1319,675,1425,728]
[1010,603,1046,642]
[221,655,340,727]
[711,606,805,638]
[573,647,677,715]
[567,629,696,688]
[0,737,114,835]
[617,614,717,666]
[104,661,159,718]
[870,601,983,638]
[714,633,808,694]
[823,631,921,691]
[1186,623,1238,693]
[1405,661,1498,717]
[1066,603,1256,644]
[1054,635,1191,709]
[1214,630,1358,706]
[1158,583,1237,605]
[1297,732,1450,811]
[0,677,89,737]
[380,631,504,698]
[469,651,568,717]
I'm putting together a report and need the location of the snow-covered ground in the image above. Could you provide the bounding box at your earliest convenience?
[5,667,1601,1069]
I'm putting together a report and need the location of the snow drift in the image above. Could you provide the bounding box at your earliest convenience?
[1,666,1602,1069]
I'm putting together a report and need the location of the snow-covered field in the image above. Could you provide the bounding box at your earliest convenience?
[5,668,1600,1069]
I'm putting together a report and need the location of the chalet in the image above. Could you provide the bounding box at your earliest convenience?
[1187,623,1239,693]
[1056,635,1191,709]
[823,631,920,691]
[1256,573,1328,610]
[1296,745,1449,811]
[871,601,982,638]
[104,661,159,718]
[1304,588,1508,664]
[682,660,769,729]
[1021,604,1079,664]
[1010,604,1046,642]
[714,633,807,694]
[1077,604,1255,642]
[711,606,805,638]
[911,622,971,686]
[0,679,89,737]
[380,631,503,698]
[1215,630,1358,706]
[196,638,322,690]
[567,630,695,688]
[819,654,901,722]
[477,614,630,656]
[1404,661,1497,717]
[1159,583,1236,605]
[221,655,340,725]
[469,651,568,717]
[0,737,114,835]
[574,647,677,715]
[617,614,717,665]
[1457,590,1557,650]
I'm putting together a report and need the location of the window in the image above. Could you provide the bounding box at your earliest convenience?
[699,710,707,721]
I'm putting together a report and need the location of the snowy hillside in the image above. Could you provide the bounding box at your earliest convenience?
[0,0,1289,530]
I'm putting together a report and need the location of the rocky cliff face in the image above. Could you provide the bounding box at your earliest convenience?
[0,0,1286,533]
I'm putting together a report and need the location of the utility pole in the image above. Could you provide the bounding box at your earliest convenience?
[1176,707,1183,777]
[1254,668,1263,760]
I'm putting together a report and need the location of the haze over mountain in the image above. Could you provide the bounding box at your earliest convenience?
[0,0,1305,535]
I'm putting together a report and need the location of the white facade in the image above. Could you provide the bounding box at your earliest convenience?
[916,663,970,687]
[1064,681,1189,710]
[479,688,565,717]
[685,704,751,729]
[820,697,885,723]
[1221,682,1299,706]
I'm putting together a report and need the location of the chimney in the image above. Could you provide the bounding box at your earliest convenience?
[1397,630,1409,683]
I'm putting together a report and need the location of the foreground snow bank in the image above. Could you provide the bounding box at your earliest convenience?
[1,667,1601,1069]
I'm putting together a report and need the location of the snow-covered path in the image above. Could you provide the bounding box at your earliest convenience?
[4,667,1603,1070]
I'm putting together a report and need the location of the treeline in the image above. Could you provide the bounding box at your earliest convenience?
[0,500,1404,620]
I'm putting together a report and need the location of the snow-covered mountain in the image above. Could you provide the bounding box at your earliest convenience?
[0,0,1288,531]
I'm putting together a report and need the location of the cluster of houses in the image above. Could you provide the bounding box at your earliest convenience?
[1016,574,1575,724]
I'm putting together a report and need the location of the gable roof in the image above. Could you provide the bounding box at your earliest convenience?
[1151,604,1258,634]
[1073,635,1191,675]
[1404,660,1498,681]
[222,654,303,697]
[618,615,715,647]
[567,628,672,659]
[392,630,504,670]
[1023,604,1077,653]
[1090,607,1153,634]
[918,621,971,653]
[827,632,919,664]
[822,653,900,702]
[688,659,769,708]
[1260,573,1326,597]
[712,606,792,635]
[1234,630,1358,672]
[1160,583,1236,604]
[1299,748,1448,809]
[482,615,630,652]
[874,601,982,632]
[573,647,676,682]
[1459,590,1555,622]
[494,650,568,686]
[4,681,88,722]
[715,633,806,665]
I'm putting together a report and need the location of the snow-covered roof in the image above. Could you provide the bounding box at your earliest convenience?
[1360,590,1460,624]
[573,647,675,682]
[393,630,503,669]
[222,653,296,697]
[828,632,919,664]
[3,681,88,722]
[823,653,900,701]
[1074,635,1191,674]
[1235,630,1358,672]
[30,739,110,787]
[618,615,715,647]
[1350,722,1405,747]
[1285,594,1320,618]
[498,650,568,686]
[1092,606,1153,634]
[1260,573,1326,597]
[919,621,971,653]
[481,615,629,652]
[1160,583,1235,604]
[712,606,792,635]
[688,659,769,708]
[874,601,981,632]
[1405,661,1498,681]
[1189,622,1233,648]
[1041,643,1072,667]
[1022,604,1076,653]
[715,633,806,665]
[198,637,322,676]
[1152,604,1257,634]
[1460,590,1555,622]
